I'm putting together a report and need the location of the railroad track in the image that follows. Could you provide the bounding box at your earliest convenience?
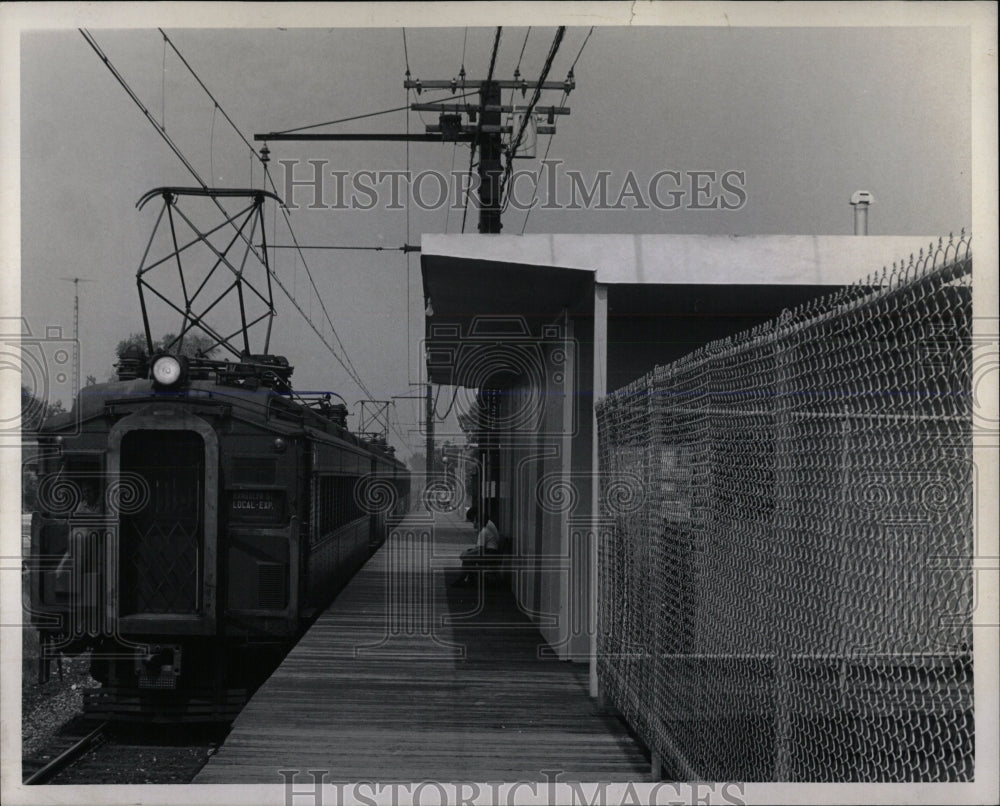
[24,719,226,785]
[23,722,107,785]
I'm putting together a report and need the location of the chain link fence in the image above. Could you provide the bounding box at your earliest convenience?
[596,233,974,781]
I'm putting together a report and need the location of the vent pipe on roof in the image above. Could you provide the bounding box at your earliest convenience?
[850,190,873,235]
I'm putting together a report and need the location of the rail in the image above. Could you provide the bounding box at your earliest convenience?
[24,722,108,785]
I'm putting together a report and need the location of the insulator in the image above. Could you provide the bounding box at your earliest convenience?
[450,78,457,93]
[564,68,575,94]
[259,144,270,164]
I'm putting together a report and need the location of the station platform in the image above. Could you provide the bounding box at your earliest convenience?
[195,510,649,783]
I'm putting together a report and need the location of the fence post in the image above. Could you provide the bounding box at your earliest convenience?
[772,314,793,781]
[590,283,608,699]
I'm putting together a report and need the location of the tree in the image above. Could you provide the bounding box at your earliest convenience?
[108,331,220,380]
[114,331,219,360]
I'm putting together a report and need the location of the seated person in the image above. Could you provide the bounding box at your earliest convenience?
[452,506,501,586]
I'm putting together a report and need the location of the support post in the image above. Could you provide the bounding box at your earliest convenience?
[426,382,434,486]
[650,749,663,782]
[590,283,608,698]
[477,81,503,234]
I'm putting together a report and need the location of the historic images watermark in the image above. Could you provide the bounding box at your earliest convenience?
[278,770,748,806]
[277,159,747,213]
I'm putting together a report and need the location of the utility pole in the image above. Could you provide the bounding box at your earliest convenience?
[477,80,503,234]
[253,30,575,475]
[254,71,573,235]
[402,73,570,234]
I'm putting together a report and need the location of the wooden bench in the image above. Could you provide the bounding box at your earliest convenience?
[459,534,512,586]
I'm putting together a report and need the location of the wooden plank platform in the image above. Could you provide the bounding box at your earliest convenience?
[195,511,649,783]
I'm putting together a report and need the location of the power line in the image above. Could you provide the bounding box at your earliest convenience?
[487,25,503,79]
[506,27,531,123]
[258,91,480,137]
[275,103,416,136]
[267,244,419,252]
[159,28,258,157]
[511,27,593,229]
[80,29,209,190]
[261,165,375,399]
[405,38,413,386]
[519,115,561,233]
[515,27,532,70]
[152,30,379,402]
[434,385,461,421]
[81,28,377,404]
[266,91,478,136]
[507,26,565,162]
[498,27,566,217]
[567,25,595,74]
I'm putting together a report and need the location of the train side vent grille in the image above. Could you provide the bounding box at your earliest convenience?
[257,562,287,610]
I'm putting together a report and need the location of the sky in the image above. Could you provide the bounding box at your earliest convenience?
[10,7,981,463]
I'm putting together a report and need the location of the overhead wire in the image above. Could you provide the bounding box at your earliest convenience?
[267,244,416,251]
[434,385,461,421]
[519,117,561,234]
[500,28,566,216]
[504,26,565,173]
[209,103,217,183]
[568,25,594,72]
[261,166,377,401]
[81,29,209,190]
[266,91,479,136]
[82,28,377,406]
[159,28,381,403]
[514,27,593,232]
[505,27,531,129]
[159,28,258,155]
[404,28,414,387]
[161,35,167,129]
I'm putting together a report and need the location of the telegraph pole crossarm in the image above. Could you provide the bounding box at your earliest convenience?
[253,63,575,234]
[403,78,573,92]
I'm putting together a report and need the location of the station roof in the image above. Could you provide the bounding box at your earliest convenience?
[420,233,939,385]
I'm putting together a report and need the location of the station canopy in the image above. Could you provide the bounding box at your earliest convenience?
[420,233,939,387]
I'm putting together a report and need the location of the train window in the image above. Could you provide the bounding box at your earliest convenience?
[228,488,287,525]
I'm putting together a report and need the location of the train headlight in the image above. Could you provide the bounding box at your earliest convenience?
[151,354,185,387]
